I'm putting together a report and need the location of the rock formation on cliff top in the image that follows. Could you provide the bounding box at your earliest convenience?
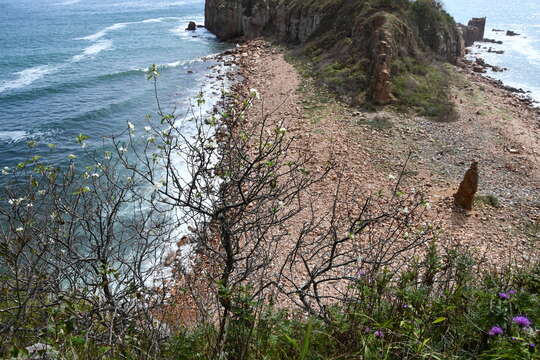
[205,0,464,108]
[459,17,486,47]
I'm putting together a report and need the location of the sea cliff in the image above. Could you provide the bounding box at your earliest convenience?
[205,0,465,106]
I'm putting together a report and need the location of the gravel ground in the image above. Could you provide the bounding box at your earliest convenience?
[223,39,540,268]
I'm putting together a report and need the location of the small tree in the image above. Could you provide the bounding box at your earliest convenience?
[0,144,173,357]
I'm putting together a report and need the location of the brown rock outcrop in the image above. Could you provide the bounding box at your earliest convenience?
[371,36,395,105]
[460,17,486,47]
[453,161,479,211]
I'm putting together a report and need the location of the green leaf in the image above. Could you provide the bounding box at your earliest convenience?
[70,336,86,346]
[76,133,89,144]
[432,317,447,324]
[300,320,313,360]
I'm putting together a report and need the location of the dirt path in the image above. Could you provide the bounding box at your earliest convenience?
[224,40,540,267]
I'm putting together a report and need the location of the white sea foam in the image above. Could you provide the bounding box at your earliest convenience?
[505,32,540,65]
[142,18,165,23]
[77,23,128,41]
[71,39,113,62]
[77,17,183,42]
[56,0,81,5]
[0,65,55,93]
[107,1,187,8]
[0,131,28,143]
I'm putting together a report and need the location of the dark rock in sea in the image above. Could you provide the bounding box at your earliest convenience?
[492,28,504,32]
[483,38,503,44]
[473,66,486,73]
[453,161,479,211]
[186,21,197,31]
[506,30,520,36]
[487,47,504,54]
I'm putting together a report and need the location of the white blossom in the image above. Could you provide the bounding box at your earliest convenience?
[8,198,25,206]
[249,88,260,99]
[68,154,77,159]
[144,126,151,132]
[15,227,24,232]
[118,147,128,154]
[128,122,135,132]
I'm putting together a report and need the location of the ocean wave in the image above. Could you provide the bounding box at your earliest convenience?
[97,68,146,80]
[71,39,113,62]
[506,33,540,65]
[77,23,128,41]
[0,65,56,94]
[106,1,187,9]
[76,17,184,42]
[0,131,28,143]
[169,28,215,43]
[55,0,81,5]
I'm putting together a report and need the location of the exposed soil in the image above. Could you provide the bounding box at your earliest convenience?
[220,39,540,268]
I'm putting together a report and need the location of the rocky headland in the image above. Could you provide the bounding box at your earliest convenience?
[195,0,540,267]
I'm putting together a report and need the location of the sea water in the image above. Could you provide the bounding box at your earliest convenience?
[0,0,230,174]
[445,0,540,103]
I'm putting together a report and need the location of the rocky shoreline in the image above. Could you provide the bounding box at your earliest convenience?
[460,57,540,109]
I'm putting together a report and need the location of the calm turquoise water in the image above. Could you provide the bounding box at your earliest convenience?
[0,0,229,170]
[446,0,540,102]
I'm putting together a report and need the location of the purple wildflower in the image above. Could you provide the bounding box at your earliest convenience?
[356,269,367,277]
[513,316,532,327]
[507,289,517,295]
[374,330,384,338]
[498,292,510,300]
[530,343,536,353]
[488,326,504,336]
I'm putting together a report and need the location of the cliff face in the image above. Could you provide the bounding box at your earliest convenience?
[205,0,321,43]
[205,0,465,105]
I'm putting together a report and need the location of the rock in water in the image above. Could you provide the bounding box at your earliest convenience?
[186,21,197,31]
[453,161,479,211]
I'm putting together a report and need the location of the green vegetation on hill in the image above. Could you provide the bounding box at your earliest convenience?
[290,0,460,120]
[5,247,538,359]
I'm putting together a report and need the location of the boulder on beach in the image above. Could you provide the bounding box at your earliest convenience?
[506,30,520,36]
[186,21,197,31]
